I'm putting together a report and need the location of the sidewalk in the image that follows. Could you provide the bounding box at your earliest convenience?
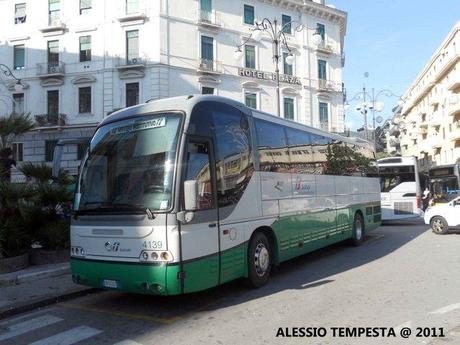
[0,262,97,319]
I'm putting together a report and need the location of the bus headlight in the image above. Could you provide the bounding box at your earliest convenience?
[71,246,85,258]
[139,250,173,263]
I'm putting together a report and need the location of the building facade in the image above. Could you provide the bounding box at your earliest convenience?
[385,22,460,172]
[0,0,347,180]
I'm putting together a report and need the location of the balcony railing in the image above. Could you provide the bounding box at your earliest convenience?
[40,12,65,33]
[447,102,460,116]
[316,42,334,54]
[117,4,147,23]
[197,59,222,74]
[35,113,66,127]
[116,56,146,69]
[197,9,221,27]
[36,62,65,77]
[319,122,329,131]
[317,79,338,92]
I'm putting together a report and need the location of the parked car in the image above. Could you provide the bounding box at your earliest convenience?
[424,196,460,234]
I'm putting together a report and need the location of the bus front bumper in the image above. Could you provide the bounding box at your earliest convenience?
[70,258,182,296]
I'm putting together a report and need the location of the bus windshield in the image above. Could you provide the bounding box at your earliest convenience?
[378,166,416,193]
[76,114,181,213]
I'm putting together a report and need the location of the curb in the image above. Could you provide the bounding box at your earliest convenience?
[0,263,70,286]
[0,287,101,320]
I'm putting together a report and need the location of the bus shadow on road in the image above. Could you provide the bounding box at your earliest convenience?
[62,224,429,327]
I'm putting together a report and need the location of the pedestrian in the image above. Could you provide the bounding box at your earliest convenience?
[422,187,431,212]
[0,148,16,182]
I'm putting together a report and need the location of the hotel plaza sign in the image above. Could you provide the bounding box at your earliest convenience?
[238,68,302,85]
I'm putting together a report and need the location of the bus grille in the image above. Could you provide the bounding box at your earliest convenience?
[394,202,413,215]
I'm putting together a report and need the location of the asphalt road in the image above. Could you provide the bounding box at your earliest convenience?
[1,221,460,345]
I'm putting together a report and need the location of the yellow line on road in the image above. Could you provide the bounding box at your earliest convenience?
[60,303,183,325]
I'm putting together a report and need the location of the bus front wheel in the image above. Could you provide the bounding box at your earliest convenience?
[430,216,449,235]
[247,232,271,288]
[350,213,365,246]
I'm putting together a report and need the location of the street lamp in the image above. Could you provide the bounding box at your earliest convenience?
[234,18,323,116]
[345,86,402,142]
[0,63,24,92]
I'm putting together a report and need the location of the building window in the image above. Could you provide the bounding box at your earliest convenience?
[77,143,88,160]
[79,36,91,62]
[245,45,256,69]
[47,90,59,119]
[14,45,25,70]
[316,23,325,41]
[282,14,291,34]
[126,82,139,107]
[245,92,257,109]
[15,3,26,24]
[200,0,212,22]
[79,0,91,14]
[244,4,254,25]
[13,93,24,114]
[78,87,91,114]
[318,59,327,80]
[202,87,214,94]
[45,140,58,162]
[201,35,214,65]
[48,0,60,26]
[47,40,59,66]
[126,30,139,64]
[126,0,139,15]
[283,52,292,75]
[12,143,23,162]
[284,97,294,120]
[319,102,329,130]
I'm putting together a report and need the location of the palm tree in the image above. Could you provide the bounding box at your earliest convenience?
[0,112,34,181]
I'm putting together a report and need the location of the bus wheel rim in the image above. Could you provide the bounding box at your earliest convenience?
[355,219,363,240]
[254,243,269,277]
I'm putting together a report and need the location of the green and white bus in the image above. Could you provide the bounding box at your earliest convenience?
[71,95,381,295]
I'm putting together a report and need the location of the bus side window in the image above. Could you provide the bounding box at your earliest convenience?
[212,109,253,208]
[286,128,313,174]
[255,119,290,173]
[311,133,331,175]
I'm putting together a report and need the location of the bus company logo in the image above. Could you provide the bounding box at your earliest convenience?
[105,241,120,252]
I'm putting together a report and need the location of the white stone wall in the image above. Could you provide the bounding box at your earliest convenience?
[0,0,347,179]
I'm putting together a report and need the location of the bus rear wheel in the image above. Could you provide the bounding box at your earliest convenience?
[350,213,365,246]
[247,232,271,288]
[430,216,449,235]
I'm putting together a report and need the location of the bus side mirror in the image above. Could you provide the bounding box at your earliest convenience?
[184,180,198,211]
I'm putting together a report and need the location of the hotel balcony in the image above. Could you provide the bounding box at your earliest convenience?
[117,3,147,24]
[316,42,334,55]
[447,72,460,91]
[36,62,65,78]
[116,57,146,70]
[196,9,221,29]
[34,113,66,128]
[428,135,442,149]
[317,79,339,92]
[388,124,400,136]
[197,59,222,74]
[40,13,66,34]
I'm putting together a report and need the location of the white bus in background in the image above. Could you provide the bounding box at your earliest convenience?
[377,156,422,221]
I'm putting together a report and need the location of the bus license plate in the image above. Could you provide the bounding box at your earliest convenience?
[102,279,119,289]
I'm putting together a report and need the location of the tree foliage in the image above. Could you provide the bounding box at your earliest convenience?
[0,112,34,149]
[325,144,378,176]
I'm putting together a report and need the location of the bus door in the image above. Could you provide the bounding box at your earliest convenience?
[180,138,220,293]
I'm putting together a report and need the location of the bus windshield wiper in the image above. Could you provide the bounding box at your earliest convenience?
[77,202,155,219]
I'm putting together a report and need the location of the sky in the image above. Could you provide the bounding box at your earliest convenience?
[331,0,460,130]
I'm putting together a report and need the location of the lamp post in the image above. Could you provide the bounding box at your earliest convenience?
[345,86,402,142]
[0,63,24,92]
[234,18,322,117]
